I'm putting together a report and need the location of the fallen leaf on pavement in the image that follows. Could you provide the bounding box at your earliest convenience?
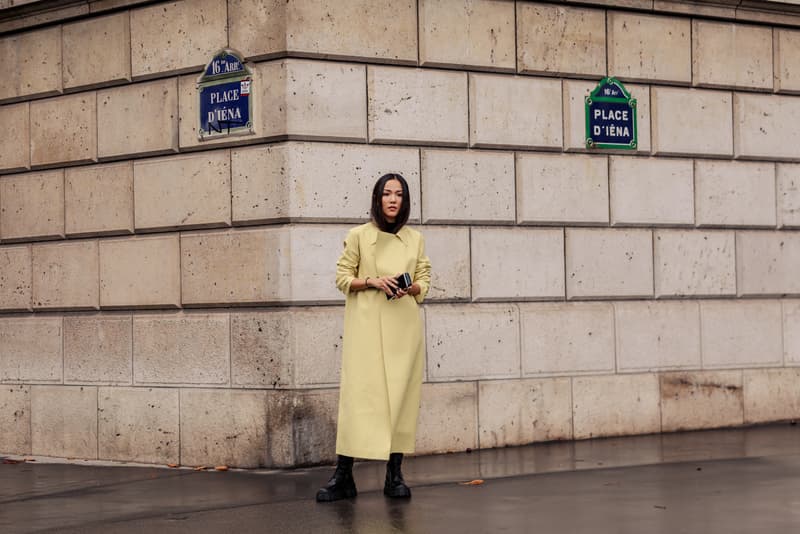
[215,465,229,471]
[167,464,179,468]
[194,466,207,471]
[459,479,484,486]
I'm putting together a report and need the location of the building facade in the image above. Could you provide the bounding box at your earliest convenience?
[1,0,799,468]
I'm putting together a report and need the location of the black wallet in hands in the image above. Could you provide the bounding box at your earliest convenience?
[387,273,412,300]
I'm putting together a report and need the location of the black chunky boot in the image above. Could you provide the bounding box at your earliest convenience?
[383,452,411,498]
[316,455,357,502]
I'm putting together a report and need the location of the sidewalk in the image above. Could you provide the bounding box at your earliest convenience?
[1,424,799,533]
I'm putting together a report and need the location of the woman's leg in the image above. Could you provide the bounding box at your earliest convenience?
[316,455,357,502]
[383,452,411,498]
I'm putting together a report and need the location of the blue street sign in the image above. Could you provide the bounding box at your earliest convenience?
[199,79,251,136]
[197,49,253,140]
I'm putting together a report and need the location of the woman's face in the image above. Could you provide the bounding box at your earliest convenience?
[381,178,403,223]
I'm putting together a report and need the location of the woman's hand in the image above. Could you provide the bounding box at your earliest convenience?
[369,275,401,298]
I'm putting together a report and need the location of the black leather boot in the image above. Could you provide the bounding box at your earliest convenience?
[316,455,357,502]
[383,452,411,498]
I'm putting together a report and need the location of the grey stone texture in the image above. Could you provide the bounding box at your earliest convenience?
[98,386,179,464]
[31,385,98,459]
[132,312,230,386]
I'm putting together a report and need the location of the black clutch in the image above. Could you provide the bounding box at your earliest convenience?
[387,273,412,300]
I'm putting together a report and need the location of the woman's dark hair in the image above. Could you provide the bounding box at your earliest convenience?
[371,173,410,233]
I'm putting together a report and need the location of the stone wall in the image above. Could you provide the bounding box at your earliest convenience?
[1,0,800,468]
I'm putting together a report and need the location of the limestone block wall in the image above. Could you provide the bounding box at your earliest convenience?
[1,0,800,468]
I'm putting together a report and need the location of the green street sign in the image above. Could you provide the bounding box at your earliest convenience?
[585,77,637,150]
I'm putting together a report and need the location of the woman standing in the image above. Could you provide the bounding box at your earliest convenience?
[316,173,431,502]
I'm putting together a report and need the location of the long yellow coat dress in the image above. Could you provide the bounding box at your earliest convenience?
[334,222,431,460]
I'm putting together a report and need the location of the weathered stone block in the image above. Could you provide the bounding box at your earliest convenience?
[652,87,733,156]
[229,0,417,63]
[32,240,99,310]
[469,74,562,149]
[99,234,181,308]
[520,302,615,376]
[774,29,800,93]
[421,149,514,223]
[0,102,30,172]
[517,3,605,77]
[517,153,608,225]
[700,300,783,368]
[0,170,64,242]
[609,156,694,226]
[284,60,367,142]
[0,317,62,383]
[692,20,772,90]
[660,371,744,431]
[62,12,131,90]
[426,304,519,381]
[736,231,800,296]
[607,12,691,84]
[230,144,287,222]
[734,93,800,160]
[97,78,179,159]
[130,0,226,78]
[0,27,62,101]
[695,160,776,227]
[0,385,30,454]
[180,389,268,467]
[292,307,344,387]
[420,0,514,71]
[563,80,651,153]
[64,314,132,385]
[785,300,800,366]
[420,226,470,301]
[31,385,97,459]
[265,388,339,467]
[133,151,231,231]
[572,373,661,439]
[227,0,286,60]
[133,312,230,386]
[777,164,800,228]
[471,227,565,300]
[65,162,134,237]
[275,217,338,296]
[615,300,701,372]
[654,230,736,297]
[98,387,179,464]
[0,245,31,311]
[181,228,287,306]
[566,228,654,299]
[478,377,572,448]
[231,311,293,388]
[743,368,800,423]
[368,67,468,145]
[231,142,421,224]
[416,381,477,455]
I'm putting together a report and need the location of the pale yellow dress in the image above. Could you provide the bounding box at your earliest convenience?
[334,222,431,460]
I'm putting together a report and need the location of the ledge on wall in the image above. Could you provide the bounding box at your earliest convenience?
[4,0,800,35]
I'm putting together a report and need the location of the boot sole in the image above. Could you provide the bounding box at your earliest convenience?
[383,487,411,499]
[316,487,357,502]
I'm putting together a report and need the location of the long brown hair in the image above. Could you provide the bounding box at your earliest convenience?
[371,173,410,233]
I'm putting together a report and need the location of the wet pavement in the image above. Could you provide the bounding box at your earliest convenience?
[1,424,799,533]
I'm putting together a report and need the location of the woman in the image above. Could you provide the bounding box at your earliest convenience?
[316,173,431,502]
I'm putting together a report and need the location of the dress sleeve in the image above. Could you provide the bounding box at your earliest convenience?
[413,233,432,304]
[335,229,359,295]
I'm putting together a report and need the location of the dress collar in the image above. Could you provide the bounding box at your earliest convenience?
[367,222,410,245]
